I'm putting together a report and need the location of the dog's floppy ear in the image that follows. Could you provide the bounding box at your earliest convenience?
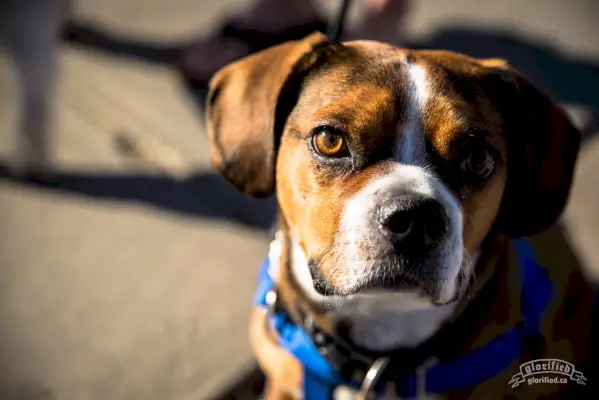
[496,69,581,237]
[206,32,328,197]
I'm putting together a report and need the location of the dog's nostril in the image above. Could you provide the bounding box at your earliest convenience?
[379,198,448,250]
[384,211,413,238]
[422,205,448,246]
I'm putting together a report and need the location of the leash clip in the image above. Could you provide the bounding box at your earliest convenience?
[358,357,390,400]
[357,356,438,400]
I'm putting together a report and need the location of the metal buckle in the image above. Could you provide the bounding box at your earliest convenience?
[357,357,390,400]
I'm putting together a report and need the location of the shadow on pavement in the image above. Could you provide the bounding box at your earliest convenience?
[0,165,276,231]
[62,21,187,65]
[61,20,210,110]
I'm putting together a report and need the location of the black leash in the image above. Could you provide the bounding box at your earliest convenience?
[326,0,353,41]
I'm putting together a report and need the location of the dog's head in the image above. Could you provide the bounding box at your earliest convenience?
[206,33,580,306]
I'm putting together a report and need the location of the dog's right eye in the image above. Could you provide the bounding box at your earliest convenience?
[311,127,350,158]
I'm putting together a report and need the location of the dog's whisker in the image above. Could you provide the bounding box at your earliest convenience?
[459,247,477,297]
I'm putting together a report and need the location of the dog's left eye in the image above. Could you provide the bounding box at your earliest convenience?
[461,148,496,179]
[311,127,350,158]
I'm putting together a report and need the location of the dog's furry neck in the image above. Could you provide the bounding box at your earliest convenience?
[272,224,517,354]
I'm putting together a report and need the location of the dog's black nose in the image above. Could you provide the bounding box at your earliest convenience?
[379,198,448,252]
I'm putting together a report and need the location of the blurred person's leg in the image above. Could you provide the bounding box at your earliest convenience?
[1,0,68,176]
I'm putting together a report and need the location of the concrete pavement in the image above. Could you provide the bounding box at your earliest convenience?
[0,0,597,399]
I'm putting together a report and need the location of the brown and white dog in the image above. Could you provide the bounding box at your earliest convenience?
[206,32,597,399]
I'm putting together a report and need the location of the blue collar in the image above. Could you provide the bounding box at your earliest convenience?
[253,238,553,399]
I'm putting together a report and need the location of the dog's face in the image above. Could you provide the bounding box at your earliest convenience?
[207,33,580,306]
[275,45,514,304]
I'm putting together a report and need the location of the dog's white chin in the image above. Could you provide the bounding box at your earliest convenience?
[288,239,459,307]
[279,239,478,351]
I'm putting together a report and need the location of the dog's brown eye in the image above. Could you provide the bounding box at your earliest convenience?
[312,128,349,158]
[461,149,496,178]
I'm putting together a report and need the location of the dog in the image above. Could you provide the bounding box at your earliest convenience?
[0,0,69,176]
[205,32,598,399]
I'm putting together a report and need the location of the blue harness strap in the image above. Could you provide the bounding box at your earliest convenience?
[253,258,342,399]
[253,238,554,399]
[514,238,554,338]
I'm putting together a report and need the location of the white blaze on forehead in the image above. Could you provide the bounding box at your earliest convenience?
[396,63,429,165]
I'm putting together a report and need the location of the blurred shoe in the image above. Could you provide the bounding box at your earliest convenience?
[346,0,411,44]
[179,18,328,88]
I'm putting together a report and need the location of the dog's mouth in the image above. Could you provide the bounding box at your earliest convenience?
[377,273,435,292]
[309,261,456,305]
